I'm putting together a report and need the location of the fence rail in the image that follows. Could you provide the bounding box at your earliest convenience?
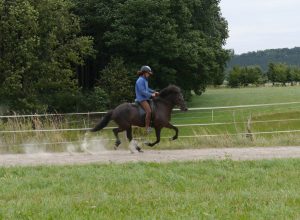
[1,118,300,134]
[1,101,300,118]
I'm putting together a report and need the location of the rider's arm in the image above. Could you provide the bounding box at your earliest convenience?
[148,88,155,93]
[136,78,152,99]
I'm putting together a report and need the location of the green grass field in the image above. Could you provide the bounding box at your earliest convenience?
[0,159,299,219]
[189,86,300,107]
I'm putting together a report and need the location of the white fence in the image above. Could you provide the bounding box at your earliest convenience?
[1,101,300,148]
[1,101,300,132]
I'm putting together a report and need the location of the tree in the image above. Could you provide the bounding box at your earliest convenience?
[290,66,300,85]
[244,66,263,86]
[227,65,263,87]
[267,63,276,84]
[103,0,181,87]
[99,57,134,108]
[227,66,241,88]
[0,0,95,112]
[71,0,124,88]
[77,87,109,111]
[73,0,230,96]
[267,63,289,85]
[227,47,300,72]
[0,0,40,110]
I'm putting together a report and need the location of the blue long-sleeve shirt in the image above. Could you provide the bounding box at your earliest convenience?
[135,76,154,102]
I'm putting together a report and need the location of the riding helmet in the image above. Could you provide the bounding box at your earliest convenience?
[140,65,152,74]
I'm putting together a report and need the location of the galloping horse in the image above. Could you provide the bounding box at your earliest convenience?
[91,85,188,152]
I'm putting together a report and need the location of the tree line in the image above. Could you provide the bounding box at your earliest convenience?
[227,47,300,72]
[227,63,300,87]
[0,0,229,113]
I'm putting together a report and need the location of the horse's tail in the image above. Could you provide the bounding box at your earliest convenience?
[91,110,113,132]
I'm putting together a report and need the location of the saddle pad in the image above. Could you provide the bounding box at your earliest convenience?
[132,100,155,120]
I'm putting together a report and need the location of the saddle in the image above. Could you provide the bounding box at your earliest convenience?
[133,100,155,126]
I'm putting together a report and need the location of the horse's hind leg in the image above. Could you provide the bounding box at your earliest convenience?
[126,127,143,153]
[113,128,124,150]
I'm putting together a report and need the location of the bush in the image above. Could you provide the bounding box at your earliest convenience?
[77,87,109,112]
[100,57,134,108]
[227,65,263,87]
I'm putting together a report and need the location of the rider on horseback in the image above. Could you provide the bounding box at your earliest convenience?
[135,65,159,133]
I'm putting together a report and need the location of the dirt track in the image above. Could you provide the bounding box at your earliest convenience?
[1,146,300,167]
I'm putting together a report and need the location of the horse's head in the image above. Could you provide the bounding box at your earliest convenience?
[177,92,188,111]
[159,85,188,111]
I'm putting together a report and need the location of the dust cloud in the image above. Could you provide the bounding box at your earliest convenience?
[68,132,109,154]
[20,133,109,155]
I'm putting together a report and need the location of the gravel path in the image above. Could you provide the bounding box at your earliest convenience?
[1,146,300,167]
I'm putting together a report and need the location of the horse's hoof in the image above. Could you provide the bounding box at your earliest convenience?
[136,146,144,153]
[170,137,177,141]
[144,142,155,147]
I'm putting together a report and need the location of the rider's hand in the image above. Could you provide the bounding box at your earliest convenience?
[152,92,159,97]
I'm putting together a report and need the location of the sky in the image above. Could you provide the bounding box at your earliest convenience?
[220,0,300,54]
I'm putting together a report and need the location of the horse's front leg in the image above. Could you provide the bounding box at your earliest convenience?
[146,127,161,147]
[165,123,178,140]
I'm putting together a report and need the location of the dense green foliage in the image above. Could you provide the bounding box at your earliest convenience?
[72,0,230,94]
[227,63,300,87]
[227,47,300,71]
[0,160,300,219]
[0,0,95,112]
[99,57,134,108]
[227,65,264,87]
[267,63,300,85]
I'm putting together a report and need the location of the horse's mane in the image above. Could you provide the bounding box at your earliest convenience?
[158,85,181,99]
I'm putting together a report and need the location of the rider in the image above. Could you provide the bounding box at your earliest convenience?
[135,65,159,133]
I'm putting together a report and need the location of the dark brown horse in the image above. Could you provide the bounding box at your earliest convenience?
[91,85,188,152]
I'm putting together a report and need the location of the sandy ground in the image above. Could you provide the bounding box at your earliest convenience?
[1,146,300,167]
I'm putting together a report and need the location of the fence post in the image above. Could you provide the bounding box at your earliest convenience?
[246,114,253,141]
[88,112,90,129]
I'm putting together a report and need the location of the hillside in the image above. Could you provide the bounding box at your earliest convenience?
[227,47,300,71]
